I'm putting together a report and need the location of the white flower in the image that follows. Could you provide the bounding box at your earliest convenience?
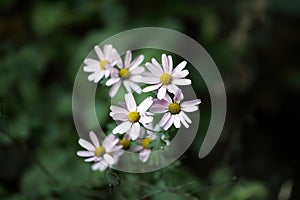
[77,131,123,171]
[106,51,145,97]
[83,44,120,83]
[150,90,201,130]
[110,93,153,140]
[142,54,191,100]
[132,134,158,163]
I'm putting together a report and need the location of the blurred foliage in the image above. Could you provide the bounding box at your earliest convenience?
[1,0,299,199]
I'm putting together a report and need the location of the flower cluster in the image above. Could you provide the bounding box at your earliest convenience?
[77,44,201,171]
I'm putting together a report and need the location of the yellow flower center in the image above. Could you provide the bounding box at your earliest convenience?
[100,60,109,70]
[94,146,105,157]
[119,68,130,79]
[169,103,181,114]
[160,73,172,85]
[142,138,151,149]
[120,139,131,149]
[128,111,140,123]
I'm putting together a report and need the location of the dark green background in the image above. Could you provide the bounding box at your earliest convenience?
[1,0,299,199]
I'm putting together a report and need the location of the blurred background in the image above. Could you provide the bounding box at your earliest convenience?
[0,0,300,199]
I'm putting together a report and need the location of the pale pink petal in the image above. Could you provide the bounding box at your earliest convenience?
[130,55,144,70]
[110,105,129,115]
[125,93,137,111]
[173,89,184,102]
[131,145,143,152]
[181,99,201,107]
[88,72,99,82]
[85,157,97,162]
[172,78,191,85]
[123,81,132,93]
[109,81,121,97]
[159,112,171,127]
[150,103,168,113]
[92,161,106,171]
[129,75,142,82]
[139,149,151,163]
[145,62,162,75]
[142,83,162,92]
[79,139,95,151]
[110,113,128,121]
[139,115,153,124]
[94,71,105,83]
[130,67,144,74]
[157,86,167,100]
[161,54,169,73]
[112,121,131,134]
[89,131,100,147]
[128,81,142,94]
[163,115,175,130]
[167,55,173,73]
[174,61,187,72]
[103,44,113,59]
[137,97,153,113]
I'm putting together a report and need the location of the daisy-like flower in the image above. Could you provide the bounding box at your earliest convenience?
[106,51,145,97]
[110,93,153,140]
[83,44,120,83]
[142,54,191,99]
[76,131,123,171]
[132,134,158,163]
[150,90,201,130]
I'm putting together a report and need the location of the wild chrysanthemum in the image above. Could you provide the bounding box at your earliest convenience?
[106,51,144,97]
[77,131,123,171]
[83,44,120,83]
[142,54,191,99]
[110,93,153,140]
[150,90,201,130]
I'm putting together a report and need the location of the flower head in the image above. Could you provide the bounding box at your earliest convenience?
[110,93,153,140]
[77,131,123,171]
[83,44,120,83]
[150,90,201,130]
[106,51,144,97]
[132,133,158,163]
[142,54,191,99]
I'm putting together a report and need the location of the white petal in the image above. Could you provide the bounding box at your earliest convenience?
[167,84,180,94]
[142,83,162,93]
[85,157,97,162]
[87,72,99,82]
[167,55,173,73]
[173,89,184,102]
[123,81,132,93]
[139,149,151,163]
[130,67,145,74]
[94,71,105,83]
[104,153,116,165]
[139,115,153,124]
[129,122,140,140]
[83,65,98,72]
[92,161,106,171]
[84,58,99,67]
[106,78,120,86]
[112,121,131,134]
[157,86,167,100]
[78,139,95,151]
[181,99,201,107]
[109,81,121,97]
[129,75,142,83]
[137,97,153,113]
[179,112,189,128]
[89,131,99,147]
[145,62,162,75]
[130,55,144,69]
[125,93,137,111]
[172,78,192,85]
[151,58,164,73]
[174,61,187,72]
[128,81,142,94]
[159,112,171,127]
[143,76,160,84]
[162,54,169,73]
[124,51,132,68]
[173,114,181,128]
[103,44,113,59]
[181,105,199,112]
[77,151,94,157]
[110,113,128,121]
[181,111,192,123]
[172,70,189,79]
[94,45,104,60]
[150,103,168,113]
